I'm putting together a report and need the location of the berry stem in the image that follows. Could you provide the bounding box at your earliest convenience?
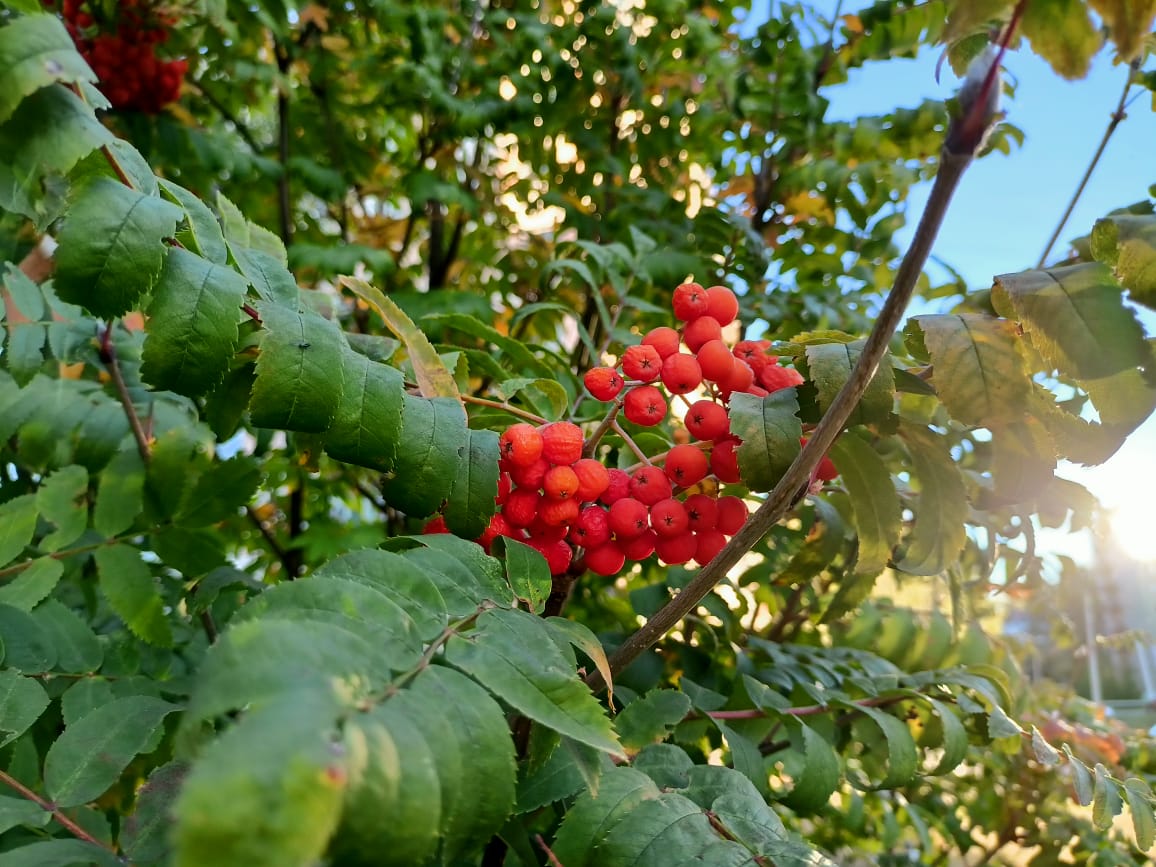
[581,399,623,458]
[610,420,651,466]
[457,395,547,425]
[587,135,980,693]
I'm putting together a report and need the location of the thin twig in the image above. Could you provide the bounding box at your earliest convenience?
[459,395,547,425]
[99,325,151,463]
[610,420,651,465]
[0,769,119,853]
[190,82,263,153]
[704,693,907,721]
[581,399,624,458]
[244,505,296,577]
[535,833,568,867]
[274,38,293,246]
[1037,63,1135,267]
[0,540,109,580]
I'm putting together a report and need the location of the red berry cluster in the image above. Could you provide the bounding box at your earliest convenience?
[57,0,187,113]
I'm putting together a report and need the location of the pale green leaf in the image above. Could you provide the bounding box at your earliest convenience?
[1092,763,1123,831]
[0,558,62,611]
[828,435,901,576]
[615,690,692,754]
[94,544,173,647]
[158,180,228,264]
[0,494,37,569]
[1123,778,1156,851]
[36,464,88,552]
[503,538,551,614]
[0,839,122,867]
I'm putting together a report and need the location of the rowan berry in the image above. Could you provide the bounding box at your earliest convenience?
[584,366,625,401]
[572,459,610,502]
[705,285,739,326]
[623,385,667,427]
[672,282,710,321]
[664,444,709,487]
[684,400,730,441]
[800,438,839,482]
[655,533,698,565]
[510,458,549,490]
[569,506,611,548]
[477,512,515,552]
[628,466,673,506]
[715,496,748,535]
[496,472,512,505]
[503,488,540,528]
[694,529,728,565]
[722,359,755,395]
[540,421,584,465]
[642,326,681,359]
[600,468,631,505]
[423,516,449,534]
[527,516,568,542]
[619,529,658,561]
[661,353,703,395]
[697,339,736,383]
[543,465,580,500]
[710,438,742,484]
[530,538,573,576]
[608,497,649,538]
[500,423,544,468]
[733,341,771,375]
[650,498,689,538]
[682,316,722,353]
[540,497,580,527]
[760,364,805,393]
[684,493,718,531]
[584,541,626,576]
[622,344,663,382]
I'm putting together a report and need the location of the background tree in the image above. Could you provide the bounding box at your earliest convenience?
[1,0,1155,865]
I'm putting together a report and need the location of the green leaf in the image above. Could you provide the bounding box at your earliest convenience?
[1092,213,1156,307]
[551,767,662,867]
[986,704,1023,739]
[0,14,97,125]
[3,263,44,320]
[1020,0,1100,78]
[615,690,692,754]
[905,314,1032,427]
[516,738,589,812]
[712,717,768,795]
[1066,746,1094,805]
[30,599,102,673]
[446,608,624,757]
[545,617,615,710]
[0,494,37,568]
[780,721,841,812]
[407,536,514,609]
[1030,725,1062,767]
[158,180,228,264]
[378,395,467,519]
[122,761,188,865]
[249,302,345,432]
[94,544,173,648]
[174,456,262,527]
[840,700,919,789]
[232,247,299,305]
[1123,778,1156,851]
[0,670,50,747]
[895,422,968,575]
[828,435,901,575]
[0,604,56,671]
[501,538,551,614]
[426,314,554,379]
[804,340,895,425]
[142,248,248,397]
[36,464,88,552]
[322,346,404,472]
[921,697,969,775]
[1092,763,1123,831]
[340,276,459,399]
[443,428,500,540]
[493,376,571,420]
[987,417,1057,504]
[0,558,62,611]
[4,323,46,386]
[173,691,345,867]
[53,178,182,318]
[0,795,49,835]
[992,263,1148,379]
[730,389,802,491]
[44,695,175,807]
[0,840,122,867]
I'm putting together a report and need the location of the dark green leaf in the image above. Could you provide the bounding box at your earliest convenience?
[0,670,50,747]
[142,248,248,397]
[0,604,56,671]
[828,435,901,575]
[122,761,188,865]
[922,697,969,775]
[443,428,500,539]
[36,464,88,552]
[94,544,173,647]
[0,795,49,835]
[615,690,692,754]
[378,395,467,519]
[730,389,802,491]
[0,839,122,867]
[780,721,841,812]
[30,599,102,673]
[53,178,181,318]
[232,247,299,305]
[501,538,551,614]
[516,737,588,812]
[3,323,46,386]
[175,456,263,527]
[895,422,968,575]
[322,346,404,472]
[840,700,919,789]
[158,180,228,264]
[44,695,175,807]
[551,767,661,867]
[0,14,97,125]
[804,340,894,425]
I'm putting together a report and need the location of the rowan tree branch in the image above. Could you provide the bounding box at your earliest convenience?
[0,769,119,853]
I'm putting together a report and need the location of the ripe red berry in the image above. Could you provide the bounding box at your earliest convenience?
[600,468,631,505]
[619,529,658,561]
[623,385,667,427]
[569,506,611,548]
[584,541,626,576]
[584,366,625,401]
[530,538,573,576]
[477,512,515,553]
[503,488,540,528]
[697,340,736,383]
[694,529,728,565]
[608,497,649,538]
[710,438,742,484]
[540,421,584,465]
[622,344,663,382]
[540,496,580,527]
[572,459,610,502]
[650,498,689,538]
[682,316,722,353]
[715,496,748,535]
[672,282,710,321]
[722,359,755,396]
[423,516,449,534]
[642,326,681,359]
[543,465,580,500]
[684,493,718,531]
[684,400,730,441]
[500,423,544,468]
[661,353,703,395]
[801,438,839,482]
[527,516,568,542]
[760,364,805,393]
[705,285,739,326]
[628,466,673,506]
[496,472,512,505]
[664,444,709,487]
[734,341,773,375]
[655,533,698,565]
[510,457,549,490]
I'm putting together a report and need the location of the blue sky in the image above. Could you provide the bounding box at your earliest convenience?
[744,1,1156,560]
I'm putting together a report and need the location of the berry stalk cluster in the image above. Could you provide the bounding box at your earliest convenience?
[55,0,187,113]
[427,282,838,578]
